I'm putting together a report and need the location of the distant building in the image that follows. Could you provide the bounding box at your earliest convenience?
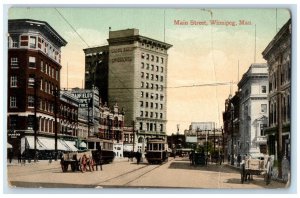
[262,19,291,160]
[223,93,240,164]
[238,63,269,155]
[83,46,109,102]
[7,19,67,158]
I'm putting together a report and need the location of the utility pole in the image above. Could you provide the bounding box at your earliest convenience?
[277,58,283,179]
[132,120,135,152]
[53,88,59,161]
[33,78,39,162]
[213,125,216,152]
[231,103,235,166]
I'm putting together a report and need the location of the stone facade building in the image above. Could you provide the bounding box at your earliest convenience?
[84,29,172,154]
[262,19,291,161]
[238,63,269,156]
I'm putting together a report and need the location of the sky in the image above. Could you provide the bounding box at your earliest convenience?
[7,7,291,134]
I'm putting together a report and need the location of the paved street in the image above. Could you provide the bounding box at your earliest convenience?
[7,157,288,189]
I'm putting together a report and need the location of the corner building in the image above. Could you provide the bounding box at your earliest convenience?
[107,29,172,143]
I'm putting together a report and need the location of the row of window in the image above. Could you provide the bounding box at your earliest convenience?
[140,111,163,119]
[141,72,164,82]
[9,35,61,64]
[141,43,165,53]
[140,101,163,109]
[269,95,291,126]
[10,57,59,81]
[141,53,164,64]
[140,91,164,100]
[141,82,164,91]
[141,62,164,73]
[139,122,164,132]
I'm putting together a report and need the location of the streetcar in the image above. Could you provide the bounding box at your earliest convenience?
[145,137,168,164]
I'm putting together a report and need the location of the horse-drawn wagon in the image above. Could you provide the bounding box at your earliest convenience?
[240,154,273,185]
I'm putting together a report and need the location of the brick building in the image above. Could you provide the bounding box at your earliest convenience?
[7,19,67,158]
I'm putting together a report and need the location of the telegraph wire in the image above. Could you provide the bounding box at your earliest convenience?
[55,8,90,48]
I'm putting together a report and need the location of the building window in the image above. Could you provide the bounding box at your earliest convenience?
[161,67,164,73]
[150,102,153,108]
[155,112,158,118]
[156,56,159,63]
[146,54,149,60]
[56,70,59,80]
[155,103,158,109]
[160,113,163,119]
[261,86,267,93]
[261,104,267,113]
[160,124,163,132]
[11,57,18,67]
[29,56,36,68]
[10,96,17,108]
[151,55,154,61]
[160,76,163,82]
[141,62,144,68]
[139,122,143,130]
[41,60,44,72]
[140,101,143,107]
[141,72,144,78]
[29,36,36,48]
[141,91,144,98]
[151,74,154,80]
[20,35,28,47]
[150,112,153,118]
[141,82,144,88]
[161,57,164,64]
[146,102,148,108]
[160,85,163,91]
[10,76,17,87]
[151,65,154,71]
[160,104,163,109]
[145,111,148,117]
[40,78,43,90]
[140,111,143,117]
[28,77,35,88]
[141,53,145,59]
[28,96,35,108]
[146,92,149,98]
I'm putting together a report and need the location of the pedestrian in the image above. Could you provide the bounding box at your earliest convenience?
[81,154,87,172]
[18,152,21,164]
[136,151,141,165]
[282,155,290,182]
[8,149,13,163]
[237,154,241,167]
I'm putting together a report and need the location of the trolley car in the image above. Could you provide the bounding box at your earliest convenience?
[145,138,168,164]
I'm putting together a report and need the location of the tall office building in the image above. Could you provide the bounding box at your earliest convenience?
[84,29,172,151]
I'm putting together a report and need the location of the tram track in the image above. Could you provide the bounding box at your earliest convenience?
[94,160,169,187]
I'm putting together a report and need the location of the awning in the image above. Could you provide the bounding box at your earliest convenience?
[7,143,13,149]
[64,141,78,151]
[25,136,48,150]
[37,137,72,151]
[79,141,87,148]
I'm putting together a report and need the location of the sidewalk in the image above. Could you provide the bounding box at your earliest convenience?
[224,161,290,185]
